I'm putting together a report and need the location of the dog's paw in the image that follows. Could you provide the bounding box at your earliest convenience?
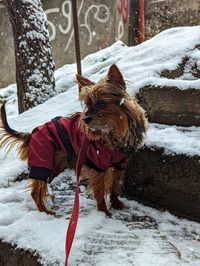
[105,209,112,218]
[97,204,112,218]
[111,200,125,210]
[44,209,56,216]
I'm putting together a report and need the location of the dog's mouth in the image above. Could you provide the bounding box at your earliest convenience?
[86,123,112,134]
[81,114,113,134]
[99,124,112,133]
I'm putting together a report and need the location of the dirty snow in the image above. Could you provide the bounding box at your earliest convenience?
[0,171,200,266]
[0,26,200,265]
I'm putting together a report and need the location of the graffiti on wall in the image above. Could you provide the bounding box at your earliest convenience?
[45,0,110,52]
[117,0,128,24]
[116,0,129,40]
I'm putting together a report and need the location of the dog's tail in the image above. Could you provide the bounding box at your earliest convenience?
[0,102,30,160]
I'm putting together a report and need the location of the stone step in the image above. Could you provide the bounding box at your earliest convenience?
[136,86,200,127]
[0,241,40,266]
[124,145,200,222]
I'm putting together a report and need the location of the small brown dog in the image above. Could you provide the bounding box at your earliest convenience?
[0,64,147,216]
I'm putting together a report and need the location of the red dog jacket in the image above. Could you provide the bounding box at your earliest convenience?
[28,113,131,182]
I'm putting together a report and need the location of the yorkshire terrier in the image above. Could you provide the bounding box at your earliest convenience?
[0,64,147,217]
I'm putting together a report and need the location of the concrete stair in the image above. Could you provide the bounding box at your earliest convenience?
[124,146,200,222]
[124,57,200,220]
[137,86,200,127]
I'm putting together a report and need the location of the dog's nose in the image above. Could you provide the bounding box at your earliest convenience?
[83,115,93,124]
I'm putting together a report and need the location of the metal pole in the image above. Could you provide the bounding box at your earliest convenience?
[71,0,82,87]
[137,0,145,43]
[128,0,145,45]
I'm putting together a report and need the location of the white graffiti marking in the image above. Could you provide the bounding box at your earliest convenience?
[45,7,60,41]
[64,0,84,53]
[45,0,110,53]
[58,0,72,35]
[80,4,110,45]
[116,19,124,41]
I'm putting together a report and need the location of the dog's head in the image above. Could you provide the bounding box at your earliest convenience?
[77,64,148,151]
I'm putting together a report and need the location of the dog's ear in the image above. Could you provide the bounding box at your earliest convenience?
[107,64,125,89]
[76,74,95,89]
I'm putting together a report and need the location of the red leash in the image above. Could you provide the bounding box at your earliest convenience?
[65,136,89,266]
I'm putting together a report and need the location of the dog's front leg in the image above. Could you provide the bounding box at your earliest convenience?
[92,173,112,217]
[81,166,112,217]
[110,169,125,210]
[29,179,55,215]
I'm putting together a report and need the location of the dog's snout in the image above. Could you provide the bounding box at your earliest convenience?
[83,115,93,124]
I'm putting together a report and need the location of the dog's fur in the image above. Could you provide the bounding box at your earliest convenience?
[0,64,148,216]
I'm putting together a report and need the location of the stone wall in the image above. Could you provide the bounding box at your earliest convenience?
[0,0,130,88]
[0,0,200,88]
[42,0,130,72]
[0,1,15,89]
[146,0,200,39]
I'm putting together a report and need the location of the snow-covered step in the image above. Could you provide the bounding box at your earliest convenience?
[135,41,200,127]
[49,175,181,266]
[123,121,200,221]
[137,86,200,127]
[50,173,182,266]
[0,169,200,265]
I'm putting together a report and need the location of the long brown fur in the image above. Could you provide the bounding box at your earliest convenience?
[0,102,30,160]
[0,64,148,216]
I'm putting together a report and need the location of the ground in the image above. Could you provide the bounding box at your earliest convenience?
[0,170,200,266]
[0,26,200,265]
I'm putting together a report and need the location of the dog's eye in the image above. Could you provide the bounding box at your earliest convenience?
[96,101,106,108]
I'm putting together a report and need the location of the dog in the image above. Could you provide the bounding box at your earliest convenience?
[0,64,148,217]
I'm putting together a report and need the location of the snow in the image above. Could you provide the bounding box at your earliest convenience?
[0,26,200,265]
[1,27,200,156]
[16,0,56,107]
[119,97,124,106]
[146,123,200,156]
[0,173,200,266]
